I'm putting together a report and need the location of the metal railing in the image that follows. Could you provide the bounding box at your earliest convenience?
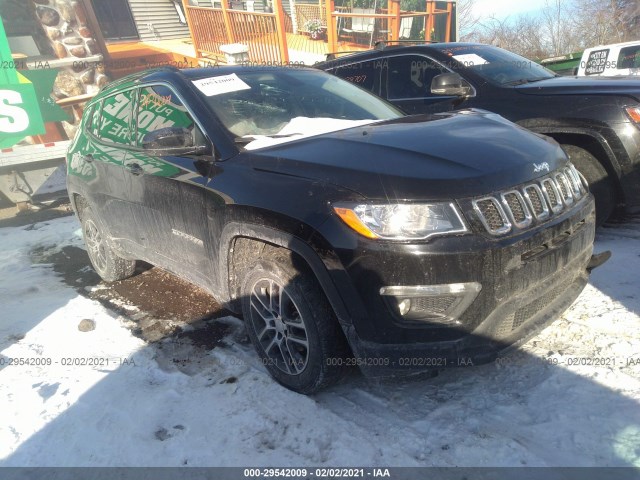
[184,1,289,63]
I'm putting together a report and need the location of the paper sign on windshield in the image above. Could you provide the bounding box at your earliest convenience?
[452,54,489,67]
[192,73,251,96]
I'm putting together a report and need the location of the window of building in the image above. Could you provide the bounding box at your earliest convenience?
[90,0,139,42]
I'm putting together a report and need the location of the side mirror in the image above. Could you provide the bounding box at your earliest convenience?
[142,127,209,156]
[431,73,472,97]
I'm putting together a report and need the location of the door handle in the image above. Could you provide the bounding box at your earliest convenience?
[82,154,94,163]
[125,162,144,176]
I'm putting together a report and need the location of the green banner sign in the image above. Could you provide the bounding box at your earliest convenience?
[0,20,67,148]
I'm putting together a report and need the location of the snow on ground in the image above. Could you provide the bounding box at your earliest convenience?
[0,214,639,467]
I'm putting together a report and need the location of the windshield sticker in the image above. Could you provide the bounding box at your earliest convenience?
[452,54,489,67]
[192,73,251,96]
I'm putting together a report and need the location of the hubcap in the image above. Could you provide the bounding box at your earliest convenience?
[248,278,309,375]
[83,219,108,274]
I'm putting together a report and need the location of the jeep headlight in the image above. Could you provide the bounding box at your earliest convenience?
[333,203,468,240]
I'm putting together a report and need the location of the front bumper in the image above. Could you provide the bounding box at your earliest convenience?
[324,195,596,376]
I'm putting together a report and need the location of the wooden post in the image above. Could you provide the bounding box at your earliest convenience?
[182,0,202,58]
[273,0,290,62]
[389,0,400,41]
[425,0,435,42]
[444,1,452,42]
[219,0,235,44]
[325,0,336,54]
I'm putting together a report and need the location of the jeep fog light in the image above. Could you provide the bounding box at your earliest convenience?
[380,282,482,324]
[397,298,411,316]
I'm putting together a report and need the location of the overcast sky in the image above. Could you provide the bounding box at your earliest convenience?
[470,0,549,21]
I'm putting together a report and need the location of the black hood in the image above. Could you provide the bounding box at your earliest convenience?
[515,76,640,100]
[242,111,567,201]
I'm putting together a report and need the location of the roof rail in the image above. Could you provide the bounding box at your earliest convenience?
[324,40,448,61]
[324,50,368,61]
[374,39,441,50]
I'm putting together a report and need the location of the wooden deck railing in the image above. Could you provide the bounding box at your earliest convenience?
[184,1,289,63]
[182,0,452,64]
[325,0,453,53]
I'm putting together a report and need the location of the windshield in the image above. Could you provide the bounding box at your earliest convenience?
[192,69,402,142]
[437,45,556,86]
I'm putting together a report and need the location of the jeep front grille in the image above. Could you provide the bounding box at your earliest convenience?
[474,198,511,234]
[523,184,549,220]
[472,164,587,236]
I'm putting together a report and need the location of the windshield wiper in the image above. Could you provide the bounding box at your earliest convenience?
[235,132,303,146]
[503,78,547,86]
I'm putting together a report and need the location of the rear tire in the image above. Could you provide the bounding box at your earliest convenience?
[81,206,136,282]
[240,252,350,394]
[562,144,615,226]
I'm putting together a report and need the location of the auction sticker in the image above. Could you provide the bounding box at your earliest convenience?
[452,53,489,66]
[192,73,251,96]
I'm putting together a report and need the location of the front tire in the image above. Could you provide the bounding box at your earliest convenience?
[240,253,350,394]
[81,206,136,282]
[562,144,615,226]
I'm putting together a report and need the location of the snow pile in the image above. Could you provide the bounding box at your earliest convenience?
[243,117,375,150]
[0,215,639,467]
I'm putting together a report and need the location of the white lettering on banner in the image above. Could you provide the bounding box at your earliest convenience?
[103,92,130,117]
[0,90,29,133]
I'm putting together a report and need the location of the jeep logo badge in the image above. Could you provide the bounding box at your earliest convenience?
[533,162,550,173]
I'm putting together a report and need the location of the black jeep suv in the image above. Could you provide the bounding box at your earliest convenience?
[67,66,601,394]
[317,43,640,225]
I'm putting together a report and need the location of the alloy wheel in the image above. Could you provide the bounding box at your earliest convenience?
[83,218,108,274]
[248,278,310,375]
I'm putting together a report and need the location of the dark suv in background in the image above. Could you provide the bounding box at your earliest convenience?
[67,66,603,394]
[318,43,640,225]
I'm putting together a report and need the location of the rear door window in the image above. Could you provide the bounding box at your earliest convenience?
[617,45,640,70]
[330,60,380,95]
[87,102,103,136]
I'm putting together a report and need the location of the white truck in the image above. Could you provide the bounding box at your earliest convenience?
[577,41,640,77]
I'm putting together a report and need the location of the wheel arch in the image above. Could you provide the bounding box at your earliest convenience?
[71,192,87,219]
[219,222,352,328]
[521,125,625,205]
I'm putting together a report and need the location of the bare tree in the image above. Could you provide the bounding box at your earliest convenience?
[457,0,480,39]
[615,0,640,41]
[459,0,640,61]
[540,0,580,56]
[463,14,548,59]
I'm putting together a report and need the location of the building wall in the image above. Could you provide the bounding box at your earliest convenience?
[129,0,191,41]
